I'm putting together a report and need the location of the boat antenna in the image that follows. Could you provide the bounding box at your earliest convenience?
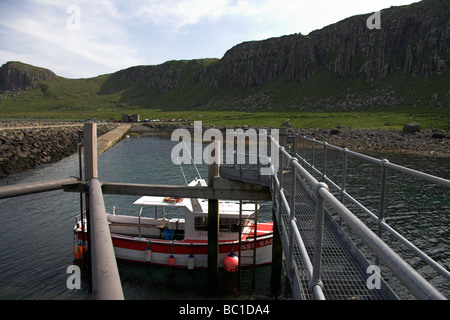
[177,157,189,185]
[183,140,203,180]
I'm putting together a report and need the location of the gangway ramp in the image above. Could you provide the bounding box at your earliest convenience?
[220,130,448,300]
[279,169,394,300]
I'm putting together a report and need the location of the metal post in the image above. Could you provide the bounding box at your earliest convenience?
[288,158,297,279]
[322,142,327,182]
[375,159,388,265]
[302,136,306,165]
[340,148,348,226]
[310,182,328,298]
[89,178,124,300]
[84,122,124,300]
[293,134,298,157]
[279,147,284,189]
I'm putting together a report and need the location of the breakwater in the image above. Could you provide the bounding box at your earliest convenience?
[0,123,119,179]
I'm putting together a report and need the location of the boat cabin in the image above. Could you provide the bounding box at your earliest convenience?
[106,179,259,242]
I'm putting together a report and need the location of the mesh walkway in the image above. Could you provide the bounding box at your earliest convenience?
[278,169,391,300]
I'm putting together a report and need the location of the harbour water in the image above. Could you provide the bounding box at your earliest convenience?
[0,134,448,299]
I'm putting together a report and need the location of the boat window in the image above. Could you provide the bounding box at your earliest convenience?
[194,217,240,233]
[195,217,208,231]
[220,218,240,232]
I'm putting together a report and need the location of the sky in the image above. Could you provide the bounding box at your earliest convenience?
[0,0,420,79]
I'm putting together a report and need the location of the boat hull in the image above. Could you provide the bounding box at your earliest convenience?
[75,229,273,269]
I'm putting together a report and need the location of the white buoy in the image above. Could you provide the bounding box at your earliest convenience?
[187,253,195,270]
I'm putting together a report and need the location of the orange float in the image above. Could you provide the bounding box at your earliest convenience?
[164,197,184,203]
[224,252,239,272]
[72,244,86,260]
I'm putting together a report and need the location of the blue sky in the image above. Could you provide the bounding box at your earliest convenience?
[0,0,419,79]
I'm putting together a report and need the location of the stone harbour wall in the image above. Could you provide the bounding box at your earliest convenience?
[0,124,118,179]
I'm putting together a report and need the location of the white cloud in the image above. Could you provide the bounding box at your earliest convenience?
[0,0,420,78]
[134,0,232,30]
[0,0,143,78]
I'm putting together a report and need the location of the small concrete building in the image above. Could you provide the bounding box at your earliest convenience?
[122,114,140,123]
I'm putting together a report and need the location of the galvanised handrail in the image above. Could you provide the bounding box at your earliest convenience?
[271,151,326,300]
[292,134,450,282]
[268,134,446,300]
[88,178,124,300]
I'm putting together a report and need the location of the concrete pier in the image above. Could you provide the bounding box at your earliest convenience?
[96,123,131,154]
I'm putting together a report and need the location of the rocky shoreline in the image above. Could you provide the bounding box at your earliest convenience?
[1,121,447,180]
[289,127,449,156]
[132,122,449,156]
[0,124,118,179]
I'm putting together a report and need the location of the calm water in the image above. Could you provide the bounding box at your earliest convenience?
[0,134,448,299]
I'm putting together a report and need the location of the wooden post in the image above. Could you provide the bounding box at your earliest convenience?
[271,204,283,297]
[83,123,97,180]
[208,140,220,284]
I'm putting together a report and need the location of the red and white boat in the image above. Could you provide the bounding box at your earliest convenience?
[73,178,273,271]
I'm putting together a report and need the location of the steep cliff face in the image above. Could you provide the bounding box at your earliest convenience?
[216,0,449,87]
[313,0,449,81]
[1,0,448,112]
[216,34,317,87]
[0,61,57,92]
[101,59,217,94]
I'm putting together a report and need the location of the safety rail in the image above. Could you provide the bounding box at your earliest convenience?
[268,133,448,300]
[288,134,450,283]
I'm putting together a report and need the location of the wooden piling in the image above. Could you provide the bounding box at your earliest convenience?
[271,204,283,296]
[83,123,98,180]
[207,140,220,284]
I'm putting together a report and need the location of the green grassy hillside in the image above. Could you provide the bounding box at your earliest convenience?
[0,64,448,130]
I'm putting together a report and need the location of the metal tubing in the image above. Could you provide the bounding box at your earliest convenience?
[89,178,124,300]
[318,187,446,300]
[290,218,326,300]
[269,133,448,299]
[379,220,450,281]
[385,162,450,188]
[288,158,297,279]
[377,160,389,239]
[0,177,79,199]
[291,160,319,188]
[290,219,313,277]
[341,149,348,204]
[310,184,327,293]
[322,143,327,181]
[289,159,297,219]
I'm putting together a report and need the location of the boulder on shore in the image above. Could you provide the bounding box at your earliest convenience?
[403,122,421,134]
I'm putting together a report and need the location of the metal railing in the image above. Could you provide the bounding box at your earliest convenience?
[291,135,450,282]
[268,133,448,300]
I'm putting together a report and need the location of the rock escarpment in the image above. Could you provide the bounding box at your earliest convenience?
[215,0,449,87]
[1,0,448,111]
[0,61,57,93]
[97,0,449,110]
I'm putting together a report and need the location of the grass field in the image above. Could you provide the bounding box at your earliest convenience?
[1,107,448,131]
[1,64,448,131]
